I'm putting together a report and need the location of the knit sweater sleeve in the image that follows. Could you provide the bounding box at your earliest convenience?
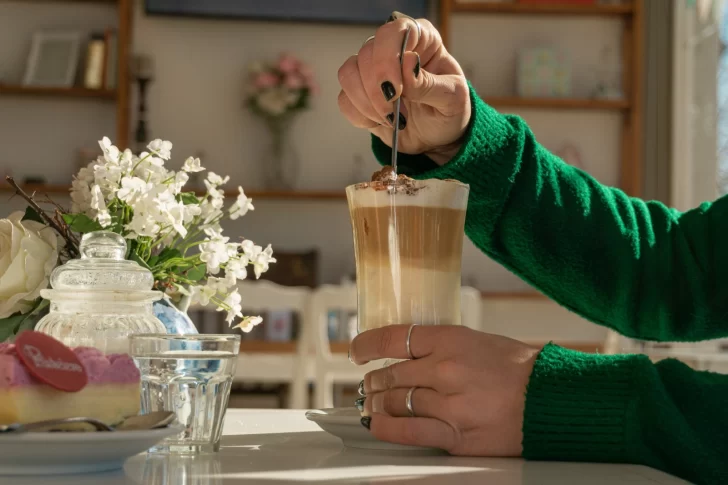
[371,84,728,342]
[523,343,728,484]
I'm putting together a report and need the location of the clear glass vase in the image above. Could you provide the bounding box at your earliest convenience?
[35,231,167,354]
[262,116,300,190]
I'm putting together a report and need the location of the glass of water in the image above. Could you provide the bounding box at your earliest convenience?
[129,334,241,454]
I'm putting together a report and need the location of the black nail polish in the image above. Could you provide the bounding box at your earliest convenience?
[355,397,365,412]
[381,81,396,101]
[414,53,421,78]
[387,113,406,130]
[358,380,365,396]
[361,417,372,430]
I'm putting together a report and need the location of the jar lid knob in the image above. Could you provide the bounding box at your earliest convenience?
[80,231,127,260]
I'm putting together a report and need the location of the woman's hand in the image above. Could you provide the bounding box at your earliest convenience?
[350,324,540,456]
[337,15,471,165]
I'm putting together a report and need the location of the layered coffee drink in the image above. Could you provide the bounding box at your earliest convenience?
[346,168,469,332]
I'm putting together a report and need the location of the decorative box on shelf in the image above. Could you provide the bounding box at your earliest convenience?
[517,47,572,98]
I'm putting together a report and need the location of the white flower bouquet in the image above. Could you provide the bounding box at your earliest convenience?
[0,137,274,341]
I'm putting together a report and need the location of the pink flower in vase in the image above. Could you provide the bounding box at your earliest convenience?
[278,53,299,74]
[255,72,279,89]
[285,74,304,89]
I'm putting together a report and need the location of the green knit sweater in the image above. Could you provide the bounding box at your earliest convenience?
[371,85,728,484]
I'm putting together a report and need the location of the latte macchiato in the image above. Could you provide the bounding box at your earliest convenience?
[346,175,469,333]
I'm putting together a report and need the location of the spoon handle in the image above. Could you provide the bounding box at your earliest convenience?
[390,25,412,175]
[0,417,113,433]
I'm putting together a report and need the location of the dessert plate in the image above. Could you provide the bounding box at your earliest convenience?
[305,407,444,454]
[0,423,184,475]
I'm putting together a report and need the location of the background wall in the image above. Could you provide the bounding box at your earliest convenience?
[0,0,622,343]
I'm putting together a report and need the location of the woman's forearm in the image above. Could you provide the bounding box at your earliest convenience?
[524,345,728,484]
[371,84,728,342]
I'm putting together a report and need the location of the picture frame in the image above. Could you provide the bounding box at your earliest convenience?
[23,31,82,87]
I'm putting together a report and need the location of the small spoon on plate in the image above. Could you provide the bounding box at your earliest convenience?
[0,411,176,433]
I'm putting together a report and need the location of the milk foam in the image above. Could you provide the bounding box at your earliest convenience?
[347,179,469,210]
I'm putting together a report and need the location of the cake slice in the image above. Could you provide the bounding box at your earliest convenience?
[0,343,140,429]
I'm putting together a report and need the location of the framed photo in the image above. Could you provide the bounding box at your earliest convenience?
[23,31,82,87]
[145,0,429,25]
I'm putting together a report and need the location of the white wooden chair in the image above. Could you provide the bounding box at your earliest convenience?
[460,286,483,331]
[230,280,311,409]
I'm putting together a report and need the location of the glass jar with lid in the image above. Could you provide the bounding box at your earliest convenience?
[35,231,166,354]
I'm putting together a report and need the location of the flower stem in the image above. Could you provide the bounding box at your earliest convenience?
[5,176,79,258]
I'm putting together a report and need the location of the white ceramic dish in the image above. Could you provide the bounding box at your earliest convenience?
[0,424,184,475]
[305,407,444,454]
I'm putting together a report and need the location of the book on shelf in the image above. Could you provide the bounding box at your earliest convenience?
[104,28,118,90]
[83,33,105,89]
[81,29,117,90]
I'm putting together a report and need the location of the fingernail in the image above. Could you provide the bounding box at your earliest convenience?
[414,53,421,78]
[358,380,365,396]
[387,113,406,130]
[381,81,396,101]
[348,349,353,364]
[361,416,372,430]
[355,397,365,412]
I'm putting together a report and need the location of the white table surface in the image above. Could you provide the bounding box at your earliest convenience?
[6,409,690,485]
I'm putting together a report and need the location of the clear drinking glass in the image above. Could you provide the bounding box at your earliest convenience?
[346,178,470,363]
[129,334,241,454]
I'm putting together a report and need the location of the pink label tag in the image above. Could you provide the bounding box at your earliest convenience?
[15,332,88,393]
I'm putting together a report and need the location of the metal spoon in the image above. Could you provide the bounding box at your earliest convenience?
[0,417,113,433]
[115,411,176,431]
[0,411,176,433]
[390,24,412,175]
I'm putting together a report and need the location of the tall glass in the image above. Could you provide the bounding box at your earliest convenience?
[346,178,469,349]
[129,334,240,454]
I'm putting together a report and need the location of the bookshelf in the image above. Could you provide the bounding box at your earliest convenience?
[0,84,116,100]
[0,183,348,202]
[440,0,644,197]
[0,0,133,148]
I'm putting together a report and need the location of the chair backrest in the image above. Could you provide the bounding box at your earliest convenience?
[460,286,482,331]
[234,280,310,314]
[305,284,358,362]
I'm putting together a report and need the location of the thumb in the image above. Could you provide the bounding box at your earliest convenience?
[401,52,469,117]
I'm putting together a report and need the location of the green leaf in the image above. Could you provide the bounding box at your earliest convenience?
[157,247,182,264]
[63,213,103,234]
[178,192,200,205]
[0,300,49,342]
[129,251,152,270]
[22,207,44,224]
[186,263,207,282]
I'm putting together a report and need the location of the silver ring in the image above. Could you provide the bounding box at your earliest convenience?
[405,387,416,417]
[406,324,417,360]
[362,35,376,47]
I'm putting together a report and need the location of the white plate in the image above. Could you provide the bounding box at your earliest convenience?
[305,407,444,454]
[0,424,184,475]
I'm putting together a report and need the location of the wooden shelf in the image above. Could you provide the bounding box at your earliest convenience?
[452,2,633,16]
[239,340,349,354]
[244,190,346,201]
[238,339,601,354]
[484,96,630,111]
[0,84,116,100]
[0,183,346,201]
